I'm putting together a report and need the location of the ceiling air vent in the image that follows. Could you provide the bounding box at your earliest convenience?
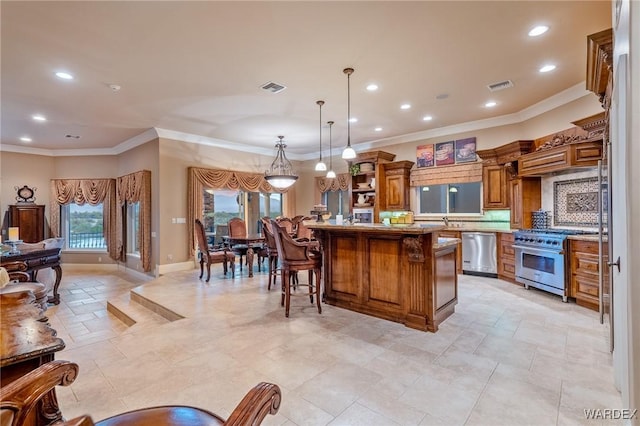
[487,80,514,92]
[260,81,287,94]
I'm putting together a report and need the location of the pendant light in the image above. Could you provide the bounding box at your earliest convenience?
[326,120,336,178]
[264,135,298,189]
[341,67,357,159]
[314,100,327,171]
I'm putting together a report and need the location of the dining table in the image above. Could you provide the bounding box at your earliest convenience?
[222,234,265,278]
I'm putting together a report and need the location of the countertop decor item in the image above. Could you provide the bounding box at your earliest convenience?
[349,163,360,176]
[265,136,298,189]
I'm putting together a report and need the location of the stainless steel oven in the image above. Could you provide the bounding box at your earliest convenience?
[513,230,569,302]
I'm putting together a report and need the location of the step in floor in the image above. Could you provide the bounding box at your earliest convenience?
[106,290,178,329]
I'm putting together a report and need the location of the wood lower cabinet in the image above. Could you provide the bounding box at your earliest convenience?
[569,239,608,311]
[509,177,541,229]
[9,204,45,243]
[437,230,462,274]
[482,164,509,209]
[497,232,516,283]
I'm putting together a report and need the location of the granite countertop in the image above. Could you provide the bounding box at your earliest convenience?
[567,234,608,242]
[439,226,514,233]
[434,237,461,249]
[307,222,446,234]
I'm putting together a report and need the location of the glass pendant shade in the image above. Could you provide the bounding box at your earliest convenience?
[326,120,336,178]
[342,67,357,160]
[265,135,298,189]
[315,100,327,171]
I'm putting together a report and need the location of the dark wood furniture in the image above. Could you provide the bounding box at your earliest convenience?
[194,219,235,281]
[223,234,265,278]
[260,219,280,290]
[1,247,63,305]
[517,140,604,177]
[569,239,609,311]
[0,261,49,311]
[9,204,45,243]
[309,223,457,332]
[497,232,516,283]
[509,177,541,230]
[1,291,66,425]
[270,219,322,318]
[0,360,281,426]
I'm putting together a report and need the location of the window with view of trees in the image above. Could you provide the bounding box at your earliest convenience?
[417,182,482,214]
[63,203,106,249]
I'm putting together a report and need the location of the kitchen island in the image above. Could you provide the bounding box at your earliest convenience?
[307,223,458,332]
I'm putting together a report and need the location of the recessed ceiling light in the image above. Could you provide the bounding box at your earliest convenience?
[436,93,449,100]
[539,64,556,73]
[528,25,549,37]
[366,84,378,91]
[20,136,32,142]
[374,127,382,132]
[55,71,74,80]
[400,104,411,110]
[32,114,47,121]
[485,101,497,108]
[423,115,433,121]
[349,117,358,123]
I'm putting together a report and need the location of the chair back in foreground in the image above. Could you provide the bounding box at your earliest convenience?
[0,360,281,426]
[194,219,235,281]
[269,219,322,318]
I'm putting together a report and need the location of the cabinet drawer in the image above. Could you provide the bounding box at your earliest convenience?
[500,241,515,258]
[500,233,514,243]
[571,252,600,277]
[500,261,515,275]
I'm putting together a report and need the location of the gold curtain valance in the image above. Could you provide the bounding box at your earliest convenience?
[49,178,118,260]
[316,173,351,192]
[187,167,286,257]
[116,170,152,272]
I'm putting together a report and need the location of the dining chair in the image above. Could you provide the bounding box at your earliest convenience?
[269,219,322,318]
[228,218,267,272]
[0,360,281,426]
[194,219,235,281]
[260,218,280,290]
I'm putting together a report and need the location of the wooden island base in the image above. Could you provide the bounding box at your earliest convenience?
[309,223,458,332]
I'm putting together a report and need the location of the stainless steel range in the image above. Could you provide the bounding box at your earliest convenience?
[513,229,595,302]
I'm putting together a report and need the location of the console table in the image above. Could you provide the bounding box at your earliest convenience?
[1,247,63,304]
[1,291,66,425]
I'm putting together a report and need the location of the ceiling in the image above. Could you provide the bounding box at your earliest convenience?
[1,1,611,160]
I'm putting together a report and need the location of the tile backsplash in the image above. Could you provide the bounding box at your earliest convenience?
[541,168,606,230]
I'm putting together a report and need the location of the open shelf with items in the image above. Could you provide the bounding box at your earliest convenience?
[349,151,396,221]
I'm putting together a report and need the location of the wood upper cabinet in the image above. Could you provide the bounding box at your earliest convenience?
[482,164,508,209]
[509,177,541,229]
[518,141,604,177]
[9,204,46,243]
[569,239,608,311]
[379,161,414,211]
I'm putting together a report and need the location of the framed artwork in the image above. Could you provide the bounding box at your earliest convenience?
[416,144,434,168]
[455,137,476,163]
[435,141,455,166]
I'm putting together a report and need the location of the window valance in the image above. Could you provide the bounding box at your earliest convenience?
[49,178,117,260]
[187,167,285,257]
[315,173,351,192]
[409,162,483,186]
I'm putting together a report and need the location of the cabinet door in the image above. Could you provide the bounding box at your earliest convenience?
[9,205,45,243]
[385,174,408,210]
[509,177,541,229]
[509,179,523,229]
[483,165,508,209]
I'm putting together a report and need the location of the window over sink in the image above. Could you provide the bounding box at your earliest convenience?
[417,182,482,214]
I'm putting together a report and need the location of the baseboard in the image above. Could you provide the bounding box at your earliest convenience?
[62,263,155,280]
[156,260,195,276]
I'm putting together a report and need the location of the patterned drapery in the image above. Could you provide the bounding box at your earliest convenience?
[187,167,288,257]
[116,170,152,272]
[316,173,351,192]
[49,179,118,260]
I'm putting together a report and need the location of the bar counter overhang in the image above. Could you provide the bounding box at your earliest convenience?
[307,222,459,332]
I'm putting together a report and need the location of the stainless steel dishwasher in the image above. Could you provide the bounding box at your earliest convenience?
[461,232,498,277]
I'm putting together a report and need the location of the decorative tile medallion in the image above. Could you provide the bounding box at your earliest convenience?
[554,177,607,226]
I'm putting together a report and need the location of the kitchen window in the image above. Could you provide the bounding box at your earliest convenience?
[417,182,482,214]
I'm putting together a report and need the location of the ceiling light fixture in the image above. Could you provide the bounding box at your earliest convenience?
[400,104,411,110]
[32,114,47,122]
[326,121,336,179]
[20,136,32,142]
[528,25,549,37]
[55,71,74,80]
[264,135,298,189]
[314,100,327,172]
[374,127,382,132]
[539,64,556,73]
[485,101,497,108]
[342,67,356,160]
[423,115,433,121]
[366,84,378,91]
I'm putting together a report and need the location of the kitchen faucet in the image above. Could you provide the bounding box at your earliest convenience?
[442,216,450,226]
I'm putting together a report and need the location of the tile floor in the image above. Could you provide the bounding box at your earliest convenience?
[44,265,622,425]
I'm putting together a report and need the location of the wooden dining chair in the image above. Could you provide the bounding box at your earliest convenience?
[269,219,322,317]
[228,218,267,272]
[0,360,281,426]
[194,219,235,281]
[260,218,280,290]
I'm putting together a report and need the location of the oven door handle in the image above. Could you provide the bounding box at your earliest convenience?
[512,245,564,255]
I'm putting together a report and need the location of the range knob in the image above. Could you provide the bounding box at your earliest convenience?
[552,241,559,245]
[546,240,552,244]
[537,239,543,243]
